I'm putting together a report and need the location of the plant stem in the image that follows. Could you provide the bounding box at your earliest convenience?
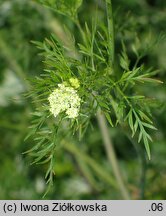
[97,109,130,199]
[95,0,130,199]
[106,0,115,66]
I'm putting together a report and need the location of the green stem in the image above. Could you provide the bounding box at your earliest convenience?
[95,1,129,199]
[97,108,130,199]
[106,0,115,66]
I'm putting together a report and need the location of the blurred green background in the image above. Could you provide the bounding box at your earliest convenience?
[0,0,166,199]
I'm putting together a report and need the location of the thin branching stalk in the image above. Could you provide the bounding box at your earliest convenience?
[106,0,114,66]
[97,109,130,199]
[95,0,130,199]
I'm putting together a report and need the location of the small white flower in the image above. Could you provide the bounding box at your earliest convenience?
[66,107,79,118]
[48,82,81,119]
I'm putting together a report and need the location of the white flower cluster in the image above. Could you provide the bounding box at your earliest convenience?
[48,82,81,119]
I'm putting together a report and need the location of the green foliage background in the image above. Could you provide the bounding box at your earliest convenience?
[0,0,166,199]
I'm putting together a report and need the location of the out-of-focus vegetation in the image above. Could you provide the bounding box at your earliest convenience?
[0,0,166,199]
